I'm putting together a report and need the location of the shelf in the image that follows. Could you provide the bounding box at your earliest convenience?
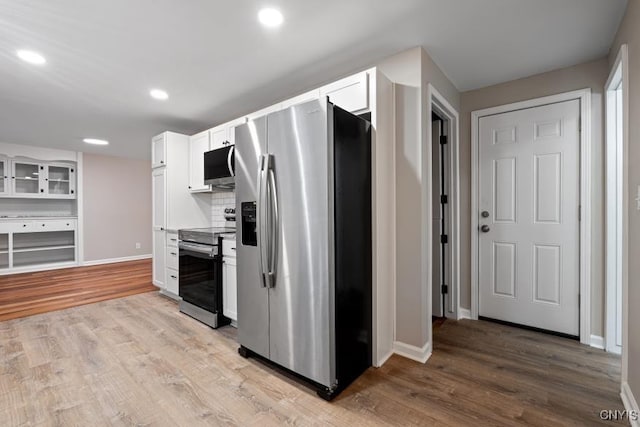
[0,250,7,254]
[48,180,69,183]
[15,177,39,181]
[13,245,75,253]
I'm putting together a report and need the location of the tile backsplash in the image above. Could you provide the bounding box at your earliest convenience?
[211,191,236,228]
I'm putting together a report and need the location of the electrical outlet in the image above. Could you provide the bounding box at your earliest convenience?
[135,242,141,249]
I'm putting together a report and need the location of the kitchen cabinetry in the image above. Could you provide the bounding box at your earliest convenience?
[152,133,166,169]
[188,131,210,192]
[222,238,237,324]
[46,164,76,197]
[320,71,369,113]
[165,231,179,297]
[151,131,210,297]
[0,157,9,196]
[0,219,78,273]
[1,159,77,199]
[281,90,320,109]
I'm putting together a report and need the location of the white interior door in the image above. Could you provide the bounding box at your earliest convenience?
[478,99,580,336]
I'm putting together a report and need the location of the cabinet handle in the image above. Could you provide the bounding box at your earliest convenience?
[170,252,176,256]
[40,189,44,193]
[22,224,26,227]
[188,186,191,189]
[71,169,74,173]
[170,275,177,279]
[71,190,74,194]
[160,161,164,164]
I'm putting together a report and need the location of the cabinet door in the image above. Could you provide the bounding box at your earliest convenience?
[226,118,246,146]
[320,71,369,113]
[166,269,179,295]
[246,104,282,122]
[152,134,167,168]
[46,164,76,198]
[152,230,166,288]
[209,126,228,151]
[152,168,166,230]
[0,158,8,196]
[0,233,8,269]
[223,256,237,321]
[12,161,44,196]
[281,90,320,109]
[188,131,210,192]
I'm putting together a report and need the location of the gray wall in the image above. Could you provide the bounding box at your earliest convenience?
[379,47,461,349]
[609,0,640,402]
[459,58,609,337]
[82,153,152,261]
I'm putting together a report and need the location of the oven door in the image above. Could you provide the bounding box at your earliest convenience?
[178,242,221,313]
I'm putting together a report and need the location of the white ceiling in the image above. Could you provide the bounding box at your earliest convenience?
[0,0,627,159]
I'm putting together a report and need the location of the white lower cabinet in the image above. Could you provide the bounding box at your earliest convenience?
[222,238,237,324]
[164,231,179,298]
[0,219,78,273]
[152,229,166,288]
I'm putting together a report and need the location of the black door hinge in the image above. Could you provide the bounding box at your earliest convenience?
[440,234,448,244]
[440,135,447,145]
[441,194,448,204]
[442,284,449,294]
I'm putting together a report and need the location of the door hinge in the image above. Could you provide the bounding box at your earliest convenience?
[441,194,448,204]
[442,284,449,294]
[440,135,448,145]
[440,234,448,244]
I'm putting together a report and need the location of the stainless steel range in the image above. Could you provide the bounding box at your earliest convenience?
[178,227,235,328]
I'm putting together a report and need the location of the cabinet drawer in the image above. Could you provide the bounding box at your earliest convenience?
[222,238,236,257]
[34,220,76,232]
[166,232,178,247]
[166,269,179,295]
[166,246,179,270]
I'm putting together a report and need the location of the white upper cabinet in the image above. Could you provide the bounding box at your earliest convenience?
[46,163,76,198]
[188,131,210,193]
[12,161,44,197]
[0,157,8,196]
[281,89,320,109]
[226,118,246,146]
[209,126,228,151]
[152,167,167,230]
[152,134,167,168]
[246,103,282,122]
[320,71,369,113]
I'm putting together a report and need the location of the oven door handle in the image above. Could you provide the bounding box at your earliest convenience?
[178,242,215,257]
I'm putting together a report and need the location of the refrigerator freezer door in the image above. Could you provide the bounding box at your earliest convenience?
[266,100,335,387]
[235,117,270,359]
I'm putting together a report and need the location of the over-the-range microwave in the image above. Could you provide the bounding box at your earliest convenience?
[204,145,234,190]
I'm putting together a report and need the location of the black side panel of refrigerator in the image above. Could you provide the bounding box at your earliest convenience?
[333,105,373,389]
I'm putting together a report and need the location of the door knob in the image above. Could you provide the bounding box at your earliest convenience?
[481,211,490,218]
[480,225,490,233]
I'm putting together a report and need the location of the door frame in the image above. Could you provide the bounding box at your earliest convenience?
[471,88,592,345]
[422,84,466,330]
[604,45,628,364]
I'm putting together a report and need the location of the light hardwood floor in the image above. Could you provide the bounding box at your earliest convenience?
[0,292,623,426]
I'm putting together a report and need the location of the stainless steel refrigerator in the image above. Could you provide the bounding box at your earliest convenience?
[235,99,372,400]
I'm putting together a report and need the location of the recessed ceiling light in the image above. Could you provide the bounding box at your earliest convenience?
[16,50,46,65]
[150,89,169,100]
[258,8,283,28]
[83,138,109,146]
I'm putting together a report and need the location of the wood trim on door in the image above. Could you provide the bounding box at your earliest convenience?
[471,88,592,346]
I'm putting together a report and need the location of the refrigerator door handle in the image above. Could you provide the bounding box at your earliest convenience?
[257,154,268,287]
[267,161,279,287]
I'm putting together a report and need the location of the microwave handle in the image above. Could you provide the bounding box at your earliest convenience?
[227,146,234,177]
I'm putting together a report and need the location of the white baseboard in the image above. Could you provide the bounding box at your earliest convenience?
[393,340,432,364]
[375,349,395,367]
[0,261,78,276]
[622,382,640,427]
[82,254,152,267]
[458,308,472,320]
[590,335,605,350]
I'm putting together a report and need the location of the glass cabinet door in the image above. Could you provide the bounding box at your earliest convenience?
[0,158,7,195]
[13,162,43,195]
[47,164,75,197]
